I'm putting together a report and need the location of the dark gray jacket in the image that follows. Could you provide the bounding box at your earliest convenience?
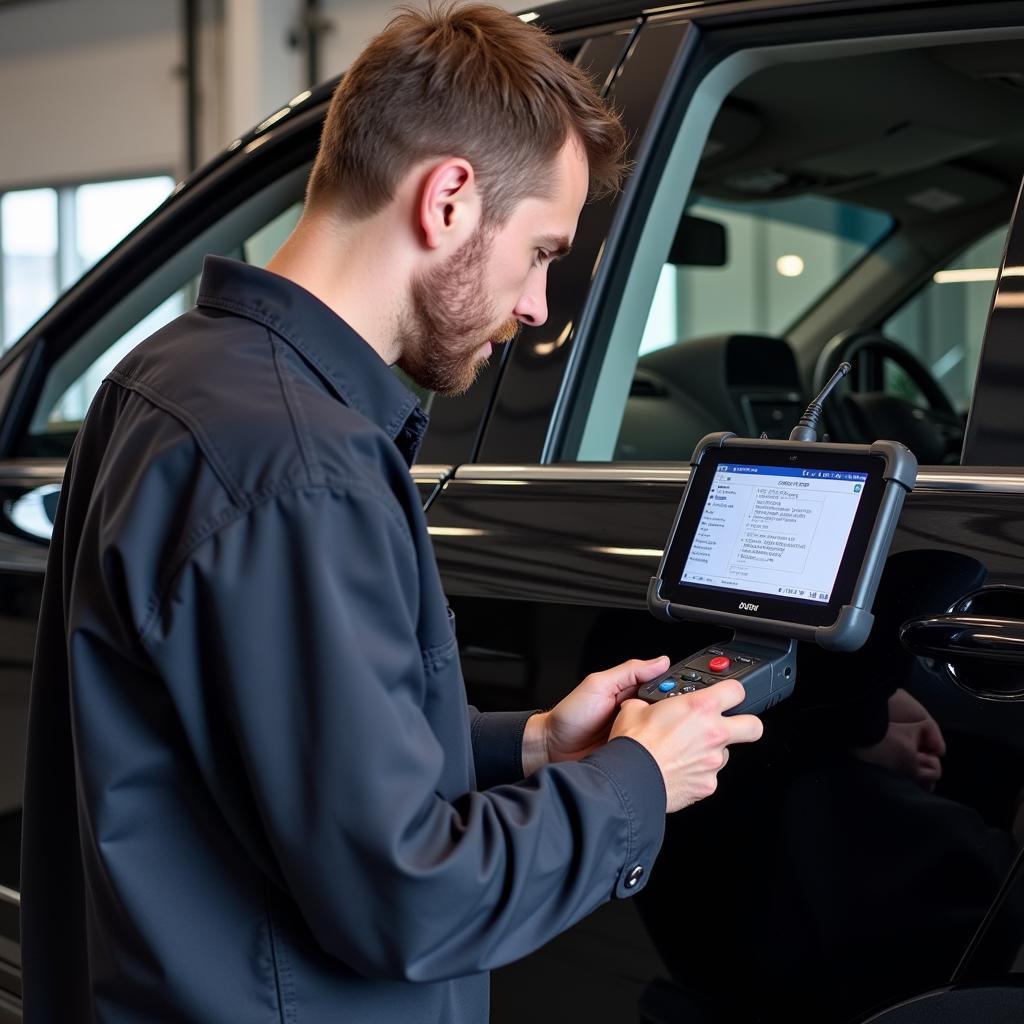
[21,256,666,1023]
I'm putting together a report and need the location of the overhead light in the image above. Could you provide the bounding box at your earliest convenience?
[776,254,805,278]
[933,268,998,284]
[519,11,539,22]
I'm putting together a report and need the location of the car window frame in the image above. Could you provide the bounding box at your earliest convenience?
[538,4,1024,469]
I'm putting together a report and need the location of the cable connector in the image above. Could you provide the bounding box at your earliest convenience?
[789,362,851,443]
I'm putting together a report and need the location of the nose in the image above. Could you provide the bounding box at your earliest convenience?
[513,273,549,328]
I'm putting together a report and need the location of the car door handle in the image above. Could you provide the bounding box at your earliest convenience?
[900,615,1024,664]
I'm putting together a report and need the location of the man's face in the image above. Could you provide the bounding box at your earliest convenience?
[398,138,590,397]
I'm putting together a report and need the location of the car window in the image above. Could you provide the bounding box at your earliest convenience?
[24,199,306,458]
[638,195,892,359]
[883,223,1006,413]
[564,36,1020,466]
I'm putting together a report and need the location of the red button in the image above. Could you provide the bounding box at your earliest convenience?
[708,656,731,673]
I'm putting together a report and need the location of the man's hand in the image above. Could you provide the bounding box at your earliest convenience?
[852,688,947,789]
[610,680,764,813]
[522,656,673,774]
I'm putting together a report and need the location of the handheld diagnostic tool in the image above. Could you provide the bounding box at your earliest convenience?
[640,367,917,716]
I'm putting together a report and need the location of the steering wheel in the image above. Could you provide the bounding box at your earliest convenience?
[811,328,964,463]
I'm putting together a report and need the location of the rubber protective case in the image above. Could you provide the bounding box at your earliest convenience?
[647,432,918,652]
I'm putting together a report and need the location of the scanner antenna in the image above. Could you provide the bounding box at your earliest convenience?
[789,361,851,443]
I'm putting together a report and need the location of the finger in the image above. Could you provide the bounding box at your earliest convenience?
[921,719,947,757]
[918,753,942,781]
[614,697,650,723]
[724,713,764,745]
[700,678,747,714]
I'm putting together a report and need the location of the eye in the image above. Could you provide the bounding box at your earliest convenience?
[533,249,550,268]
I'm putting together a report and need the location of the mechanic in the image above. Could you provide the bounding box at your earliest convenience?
[20,5,763,1021]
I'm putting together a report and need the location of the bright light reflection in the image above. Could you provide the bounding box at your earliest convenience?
[589,546,664,559]
[256,107,290,134]
[776,254,805,278]
[427,526,489,537]
[533,320,573,357]
[519,11,539,22]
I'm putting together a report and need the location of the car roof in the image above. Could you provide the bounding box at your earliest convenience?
[529,0,844,34]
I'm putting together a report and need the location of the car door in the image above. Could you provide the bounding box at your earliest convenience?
[428,3,1024,1022]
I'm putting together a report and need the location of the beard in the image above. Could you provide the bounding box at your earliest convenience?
[396,225,520,397]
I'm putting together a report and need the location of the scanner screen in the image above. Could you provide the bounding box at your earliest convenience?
[680,463,868,604]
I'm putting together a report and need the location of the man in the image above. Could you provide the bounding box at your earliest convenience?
[21,4,763,1021]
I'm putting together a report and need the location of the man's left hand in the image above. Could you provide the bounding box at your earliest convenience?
[522,656,670,774]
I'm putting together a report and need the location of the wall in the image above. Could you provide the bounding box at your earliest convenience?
[0,0,557,192]
[0,0,186,186]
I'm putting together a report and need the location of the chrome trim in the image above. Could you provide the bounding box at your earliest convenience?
[915,470,1024,493]
[0,887,18,909]
[454,464,1024,493]
[410,464,453,481]
[455,464,693,483]
[0,462,453,485]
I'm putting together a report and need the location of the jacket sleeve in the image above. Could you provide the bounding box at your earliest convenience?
[141,482,666,983]
[466,707,536,789]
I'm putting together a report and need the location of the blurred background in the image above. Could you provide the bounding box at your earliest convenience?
[0,0,553,350]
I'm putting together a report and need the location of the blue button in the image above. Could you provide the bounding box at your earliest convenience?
[658,680,676,693]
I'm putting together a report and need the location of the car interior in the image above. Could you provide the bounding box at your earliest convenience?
[615,37,1024,464]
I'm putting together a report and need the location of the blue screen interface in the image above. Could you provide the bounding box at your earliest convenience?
[680,463,868,604]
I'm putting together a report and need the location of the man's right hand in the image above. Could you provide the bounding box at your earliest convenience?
[610,680,764,812]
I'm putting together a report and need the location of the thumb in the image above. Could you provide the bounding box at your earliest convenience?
[636,655,672,679]
[583,656,670,702]
[615,656,671,701]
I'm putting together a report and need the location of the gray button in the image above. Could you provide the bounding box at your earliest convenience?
[625,865,644,889]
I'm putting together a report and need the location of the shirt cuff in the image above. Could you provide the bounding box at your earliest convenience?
[470,709,538,790]
[583,737,667,899]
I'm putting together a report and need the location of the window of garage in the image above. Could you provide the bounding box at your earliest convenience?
[0,175,174,349]
[564,29,1022,467]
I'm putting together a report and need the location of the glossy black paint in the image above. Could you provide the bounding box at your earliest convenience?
[428,472,1024,1022]
[429,476,1024,605]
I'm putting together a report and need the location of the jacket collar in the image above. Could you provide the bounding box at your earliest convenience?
[196,256,427,463]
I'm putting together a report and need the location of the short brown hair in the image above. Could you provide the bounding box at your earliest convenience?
[307,2,628,224]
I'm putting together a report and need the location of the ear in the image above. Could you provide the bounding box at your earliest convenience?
[418,157,481,252]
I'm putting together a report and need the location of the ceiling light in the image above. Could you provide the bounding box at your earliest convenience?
[519,11,539,22]
[776,254,805,278]
[933,268,998,284]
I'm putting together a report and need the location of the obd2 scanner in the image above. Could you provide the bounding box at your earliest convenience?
[640,364,918,716]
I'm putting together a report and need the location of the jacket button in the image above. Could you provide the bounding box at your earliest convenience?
[625,865,644,888]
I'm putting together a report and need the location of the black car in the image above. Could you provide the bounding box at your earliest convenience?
[4,0,1024,1020]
